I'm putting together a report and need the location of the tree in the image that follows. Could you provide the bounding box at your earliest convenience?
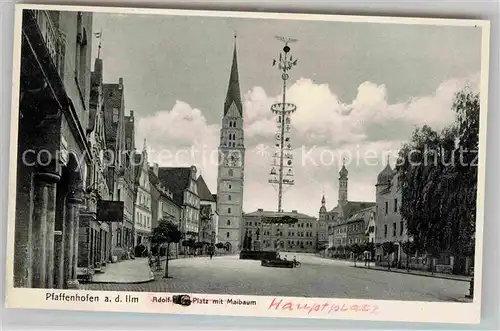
[194,241,203,254]
[151,219,181,278]
[382,242,396,270]
[337,245,344,258]
[396,87,479,275]
[350,243,363,266]
[215,242,224,251]
[364,242,375,260]
[401,241,416,271]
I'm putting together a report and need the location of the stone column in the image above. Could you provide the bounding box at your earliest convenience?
[53,229,64,289]
[64,190,82,289]
[72,206,81,280]
[45,182,57,288]
[31,172,59,288]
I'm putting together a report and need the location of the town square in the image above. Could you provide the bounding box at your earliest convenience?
[10,7,481,304]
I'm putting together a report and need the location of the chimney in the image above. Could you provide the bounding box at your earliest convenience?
[129,110,134,122]
[292,210,298,213]
[153,163,159,176]
[118,77,123,90]
[257,208,263,212]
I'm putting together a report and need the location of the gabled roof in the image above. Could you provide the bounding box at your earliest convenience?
[149,169,178,206]
[244,209,316,220]
[223,38,242,117]
[196,175,215,202]
[346,205,376,224]
[157,167,192,206]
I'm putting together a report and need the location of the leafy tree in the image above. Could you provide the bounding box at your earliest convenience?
[194,241,203,254]
[401,241,416,271]
[396,87,479,275]
[151,219,181,278]
[215,242,224,251]
[382,241,396,270]
[337,245,344,258]
[350,243,363,266]
[364,242,375,260]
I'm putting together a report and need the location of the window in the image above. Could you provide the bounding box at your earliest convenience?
[227,219,230,226]
[400,221,404,235]
[385,201,388,215]
[228,183,232,189]
[228,195,231,201]
[228,208,231,213]
[394,198,398,212]
[228,169,233,176]
[226,232,230,238]
[393,222,397,237]
[384,224,388,237]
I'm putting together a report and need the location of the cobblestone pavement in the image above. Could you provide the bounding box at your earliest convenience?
[81,253,470,302]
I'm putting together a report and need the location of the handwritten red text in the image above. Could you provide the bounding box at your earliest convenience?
[268,298,379,315]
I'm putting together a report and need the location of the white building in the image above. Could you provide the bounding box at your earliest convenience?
[133,141,152,249]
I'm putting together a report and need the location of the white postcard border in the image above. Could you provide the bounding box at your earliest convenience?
[5,3,491,325]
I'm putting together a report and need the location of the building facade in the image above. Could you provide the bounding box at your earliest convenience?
[149,163,181,257]
[133,142,152,249]
[78,56,112,275]
[344,206,376,245]
[102,80,135,260]
[15,10,93,288]
[216,38,245,254]
[157,166,200,252]
[375,162,409,264]
[320,164,375,249]
[197,176,218,246]
[243,210,318,253]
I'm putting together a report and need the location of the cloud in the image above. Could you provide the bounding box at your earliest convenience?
[136,100,220,189]
[137,72,480,217]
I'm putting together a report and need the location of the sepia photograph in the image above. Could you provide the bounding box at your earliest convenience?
[5,3,490,323]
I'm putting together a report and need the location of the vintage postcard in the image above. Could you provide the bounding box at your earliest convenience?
[5,3,490,324]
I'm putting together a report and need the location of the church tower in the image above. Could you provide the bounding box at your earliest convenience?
[338,161,348,205]
[216,36,245,253]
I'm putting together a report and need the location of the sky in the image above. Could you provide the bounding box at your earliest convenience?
[91,11,483,217]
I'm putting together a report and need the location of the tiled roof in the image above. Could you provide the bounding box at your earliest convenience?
[196,176,215,202]
[244,209,316,220]
[149,169,178,206]
[329,201,376,220]
[157,167,192,206]
[347,205,376,223]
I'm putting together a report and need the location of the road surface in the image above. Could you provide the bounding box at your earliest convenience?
[81,253,469,302]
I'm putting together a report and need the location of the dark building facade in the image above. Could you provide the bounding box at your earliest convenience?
[77,56,112,275]
[15,9,93,288]
[102,80,135,260]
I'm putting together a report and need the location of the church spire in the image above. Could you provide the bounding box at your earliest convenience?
[224,35,243,116]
